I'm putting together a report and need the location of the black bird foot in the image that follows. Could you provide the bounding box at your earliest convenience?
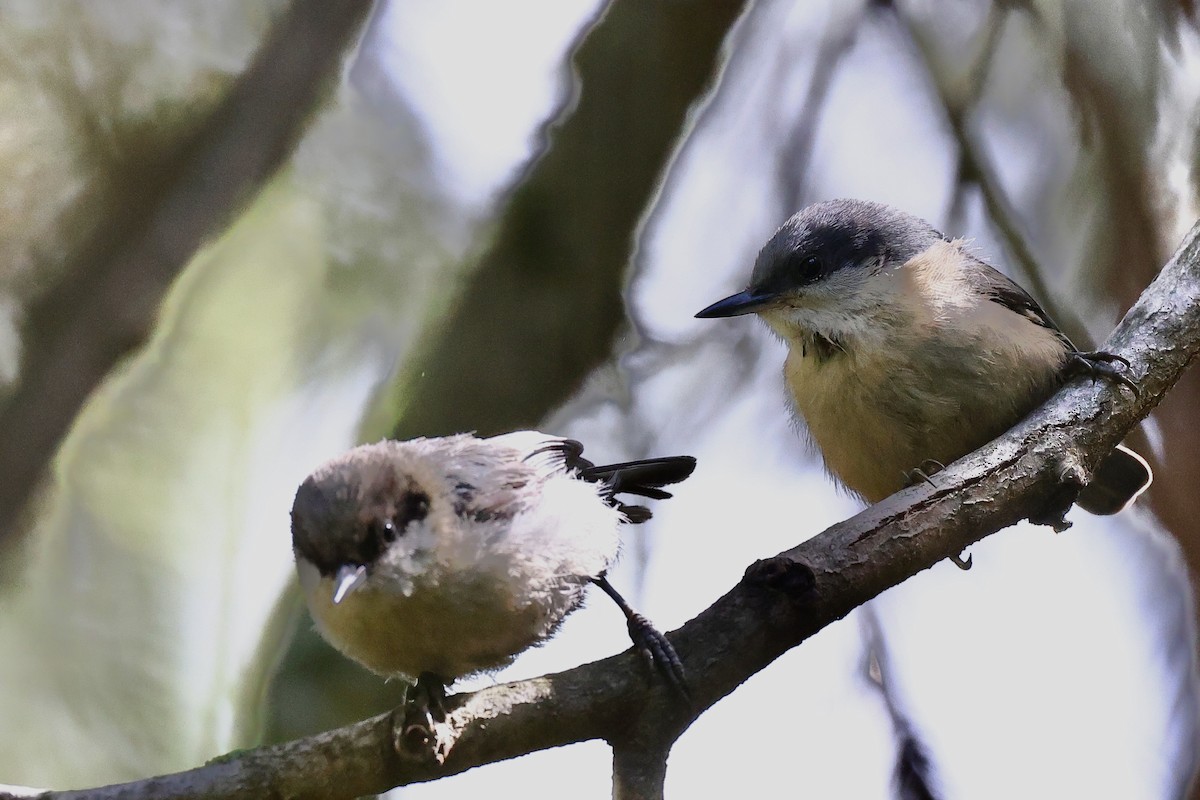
[948,551,973,570]
[400,672,448,754]
[627,611,689,702]
[1067,351,1139,396]
[592,574,690,703]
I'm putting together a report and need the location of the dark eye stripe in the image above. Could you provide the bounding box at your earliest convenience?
[404,491,430,524]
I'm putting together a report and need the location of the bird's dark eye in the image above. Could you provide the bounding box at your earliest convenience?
[371,518,398,543]
[365,493,429,550]
[403,491,430,523]
[801,255,822,274]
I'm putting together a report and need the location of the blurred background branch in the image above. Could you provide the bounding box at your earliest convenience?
[390,0,749,440]
[894,2,1089,346]
[272,0,754,741]
[773,0,869,214]
[0,0,374,547]
[860,607,940,800]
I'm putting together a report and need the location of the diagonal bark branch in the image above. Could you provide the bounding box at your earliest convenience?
[7,214,1198,800]
[0,0,375,546]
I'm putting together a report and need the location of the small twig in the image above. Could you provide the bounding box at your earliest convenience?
[892,4,1094,348]
[775,0,871,213]
[861,608,942,800]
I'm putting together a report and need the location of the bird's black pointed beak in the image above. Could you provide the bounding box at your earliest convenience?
[695,290,777,318]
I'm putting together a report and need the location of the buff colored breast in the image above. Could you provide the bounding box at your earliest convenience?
[781,241,1068,503]
[300,558,589,680]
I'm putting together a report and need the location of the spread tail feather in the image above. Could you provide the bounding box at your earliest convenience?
[584,455,696,523]
[1077,443,1153,515]
[531,438,696,522]
[581,456,697,499]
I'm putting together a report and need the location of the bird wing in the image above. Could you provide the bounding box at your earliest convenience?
[579,457,698,500]
[489,432,697,523]
[969,258,1074,350]
[538,441,696,523]
[511,436,696,500]
[433,433,547,524]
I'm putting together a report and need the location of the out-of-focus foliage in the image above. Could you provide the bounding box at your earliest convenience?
[0,4,269,294]
[0,0,472,787]
[0,3,271,391]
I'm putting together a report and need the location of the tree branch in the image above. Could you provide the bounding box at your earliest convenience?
[8,214,1198,799]
[611,745,670,800]
[0,0,375,545]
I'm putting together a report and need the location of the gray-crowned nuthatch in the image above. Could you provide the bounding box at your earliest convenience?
[696,199,1150,518]
[291,431,695,721]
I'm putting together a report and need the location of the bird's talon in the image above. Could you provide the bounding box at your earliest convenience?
[593,575,690,703]
[1075,350,1131,369]
[1115,372,1140,397]
[401,723,433,752]
[399,671,448,755]
[904,459,946,489]
[1068,351,1140,396]
[904,468,937,489]
[949,551,973,570]
[627,612,691,703]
